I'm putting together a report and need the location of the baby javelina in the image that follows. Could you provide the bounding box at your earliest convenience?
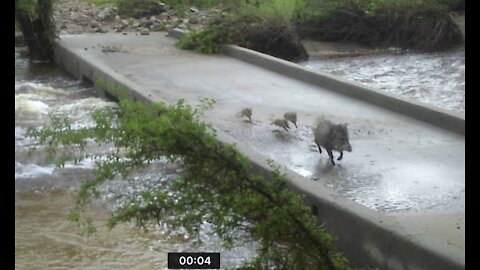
[271,119,290,132]
[313,118,352,166]
[240,107,252,122]
[283,112,297,128]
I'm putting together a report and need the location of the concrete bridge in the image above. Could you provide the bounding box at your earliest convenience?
[53,31,465,270]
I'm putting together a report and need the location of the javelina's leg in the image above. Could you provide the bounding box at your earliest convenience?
[327,149,335,165]
[283,127,289,132]
[317,145,322,153]
[294,122,298,128]
[337,151,343,161]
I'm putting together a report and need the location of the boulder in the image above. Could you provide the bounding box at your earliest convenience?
[97,6,117,21]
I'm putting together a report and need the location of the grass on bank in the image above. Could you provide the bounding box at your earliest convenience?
[174,0,463,58]
[81,0,464,62]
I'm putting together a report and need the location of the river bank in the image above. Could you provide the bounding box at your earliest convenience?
[46,0,465,61]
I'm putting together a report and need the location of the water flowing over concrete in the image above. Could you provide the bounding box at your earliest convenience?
[53,32,464,270]
[300,50,465,113]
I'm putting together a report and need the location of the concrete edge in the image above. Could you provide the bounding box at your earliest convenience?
[224,133,465,270]
[168,28,465,136]
[54,40,152,104]
[53,37,464,270]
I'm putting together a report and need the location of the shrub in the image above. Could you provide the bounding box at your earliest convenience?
[177,15,309,62]
[296,0,463,51]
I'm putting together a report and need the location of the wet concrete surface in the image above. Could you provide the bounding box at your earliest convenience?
[55,32,465,265]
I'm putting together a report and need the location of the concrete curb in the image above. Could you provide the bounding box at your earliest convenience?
[169,28,465,135]
[53,35,464,270]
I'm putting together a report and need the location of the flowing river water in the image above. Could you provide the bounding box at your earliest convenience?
[300,48,465,114]
[15,48,256,269]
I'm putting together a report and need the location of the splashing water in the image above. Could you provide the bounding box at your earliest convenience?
[301,50,465,113]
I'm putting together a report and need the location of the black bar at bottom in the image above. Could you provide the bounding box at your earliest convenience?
[168,252,220,269]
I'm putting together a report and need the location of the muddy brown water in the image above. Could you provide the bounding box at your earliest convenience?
[15,190,172,269]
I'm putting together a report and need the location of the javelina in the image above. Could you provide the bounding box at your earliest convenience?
[271,118,290,132]
[313,118,352,165]
[240,107,252,122]
[284,112,297,128]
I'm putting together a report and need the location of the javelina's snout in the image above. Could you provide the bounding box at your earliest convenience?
[346,144,352,152]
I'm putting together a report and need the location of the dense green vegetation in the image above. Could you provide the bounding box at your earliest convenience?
[176,15,308,61]
[174,0,463,59]
[88,0,117,7]
[16,0,462,60]
[27,80,351,269]
[295,0,463,51]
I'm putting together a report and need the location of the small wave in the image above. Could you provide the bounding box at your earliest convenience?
[15,96,50,118]
[15,82,71,98]
[15,162,55,179]
[55,98,118,119]
[15,158,104,180]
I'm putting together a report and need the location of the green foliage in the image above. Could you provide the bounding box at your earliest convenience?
[238,0,309,23]
[430,0,464,10]
[114,0,238,17]
[88,0,118,7]
[27,97,351,269]
[174,0,310,57]
[176,28,229,53]
[296,0,462,51]
[297,0,457,19]
[15,0,56,60]
[176,14,308,61]
[16,0,35,14]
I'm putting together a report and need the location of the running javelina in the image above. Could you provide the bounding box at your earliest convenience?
[284,112,297,128]
[240,107,252,122]
[313,118,352,165]
[271,118,290,132]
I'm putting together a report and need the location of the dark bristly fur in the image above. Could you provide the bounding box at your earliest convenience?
[313,118,352,166]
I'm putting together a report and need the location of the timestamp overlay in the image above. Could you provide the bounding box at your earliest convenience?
[168,252,221,269]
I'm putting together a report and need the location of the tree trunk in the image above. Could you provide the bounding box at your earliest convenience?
[15,0,55,61]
